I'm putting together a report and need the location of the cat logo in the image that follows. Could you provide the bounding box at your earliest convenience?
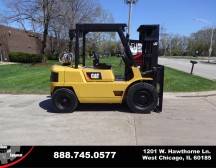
[91,73,99,79]
[86,72,102,80]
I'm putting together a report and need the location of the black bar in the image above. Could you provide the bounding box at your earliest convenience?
[82,32,86,67]
[75,29,79,69]
[76,23,127,32]
[191,64,195,74]
[2,146,215,168]
[153,65,164,112]
[157,65,164,112]
[129,39,139,44]
[190,60,197,74]
[117,27,136,67]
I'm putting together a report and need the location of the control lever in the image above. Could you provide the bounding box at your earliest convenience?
[141,67,157,77]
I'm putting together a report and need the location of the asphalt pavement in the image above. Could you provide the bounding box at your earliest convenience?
[158,57,216,80]
[1,92,216,145]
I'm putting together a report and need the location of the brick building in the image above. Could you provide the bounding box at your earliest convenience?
[0,25,41,62]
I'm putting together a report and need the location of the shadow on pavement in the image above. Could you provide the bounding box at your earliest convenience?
[39,98,55,113]
[76,103,130,113]
[39,98,131,113]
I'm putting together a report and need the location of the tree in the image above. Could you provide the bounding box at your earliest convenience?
[49,13,68,55]
[1,0,112,61]
[58,0,102,52]
[160,28,189,57]
[169,34,188,56]
[0,33,10,61]
[52,1,115,57]
[89,10,116,55]
[1,0,59,62]
[159,24,169,56]
[188,28,216,57]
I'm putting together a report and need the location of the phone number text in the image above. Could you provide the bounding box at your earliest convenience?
[54,151,116,159]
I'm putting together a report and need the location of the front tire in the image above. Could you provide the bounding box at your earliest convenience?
[126,83,158,113]
[52,88,78,113]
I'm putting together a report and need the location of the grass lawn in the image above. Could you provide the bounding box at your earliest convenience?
[0,60,60,94]
[164,67,216,92]
[0,58,215,94]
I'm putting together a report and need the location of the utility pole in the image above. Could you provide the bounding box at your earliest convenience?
[124,0,138,37]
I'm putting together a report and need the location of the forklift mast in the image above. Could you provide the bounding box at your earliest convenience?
[137,25,164,112]
[137,25,160,72]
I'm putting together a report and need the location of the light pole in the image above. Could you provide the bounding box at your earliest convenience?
[124,0,138,37]
[193,18,215,62]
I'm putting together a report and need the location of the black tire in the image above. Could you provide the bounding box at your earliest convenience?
[126,83,158,113]
[52,88,78,113]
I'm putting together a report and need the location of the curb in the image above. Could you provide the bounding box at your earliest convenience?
[164,91,216,98]
[0,62,19,65]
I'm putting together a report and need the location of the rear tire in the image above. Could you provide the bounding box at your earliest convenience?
[126,83,158,113]
[52,88,78,113]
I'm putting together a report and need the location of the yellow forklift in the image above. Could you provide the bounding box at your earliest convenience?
[50,24,164,113]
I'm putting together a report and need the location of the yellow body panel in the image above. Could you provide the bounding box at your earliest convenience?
[51,65,65,82]
[50,65,65,92]
[50,65,152,103]
[65,67,86,82]
[83,68,115,82]
[69,82,128,103]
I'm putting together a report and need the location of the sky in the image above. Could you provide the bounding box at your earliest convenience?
[0,0,215,40]
[99,0,216,39]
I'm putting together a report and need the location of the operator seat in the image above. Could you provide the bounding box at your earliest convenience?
[93,52,111,69]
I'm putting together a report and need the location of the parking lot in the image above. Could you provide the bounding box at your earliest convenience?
[0,92,216,145]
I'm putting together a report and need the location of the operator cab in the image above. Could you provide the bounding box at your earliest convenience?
[69,24,136,82]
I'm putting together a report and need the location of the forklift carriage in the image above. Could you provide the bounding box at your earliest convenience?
[50,23,164,113]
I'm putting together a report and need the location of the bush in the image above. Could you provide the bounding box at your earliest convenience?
[45,54,59,60]
[9,52,42,63]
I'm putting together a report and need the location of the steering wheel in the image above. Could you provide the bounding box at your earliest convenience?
[93,51,99,64]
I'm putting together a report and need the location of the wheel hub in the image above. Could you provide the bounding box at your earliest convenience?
[60,97,69,106]
[134,91,152,107]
